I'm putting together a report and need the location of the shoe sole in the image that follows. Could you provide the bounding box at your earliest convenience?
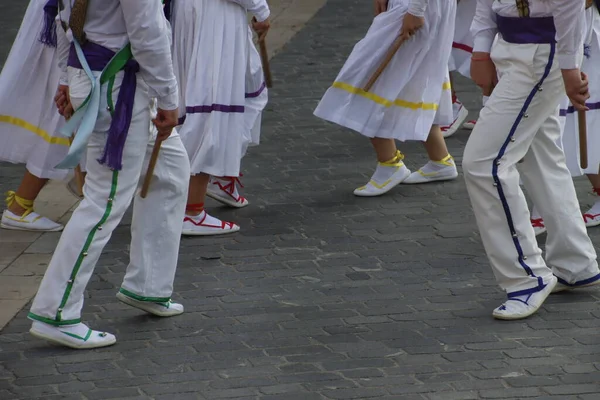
[29,328,116,349]
[182,225,241,236]
[0,223,63,232]
[116,292,183,317]
[353,169,411,197]
[206,191,249,208]
[534,228,547,236]
[493,277,557,320]
[585,220,600,228]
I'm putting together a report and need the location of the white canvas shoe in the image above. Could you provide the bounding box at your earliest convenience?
[1,209,63,232]
[403,155,458,184]
[182,210,240,236]
[354,150,411,197]
[552,274,600,293]
[116,290,184,317]
[492,276,557,320]
[441,102,469,138]
[29,321,116,349]
[207,176,249,208]
[530,217,547,236]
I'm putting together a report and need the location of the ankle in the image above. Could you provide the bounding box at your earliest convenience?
[186,203,204,217]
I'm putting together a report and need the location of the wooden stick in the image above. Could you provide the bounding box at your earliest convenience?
[578,110,588,170]
[140,138,163,199]
[363,33,409,92]
[259,38,273,88]
[69,135,85,197]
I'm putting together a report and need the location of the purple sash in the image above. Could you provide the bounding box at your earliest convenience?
[68,42,140,171]
[496,15,556,45]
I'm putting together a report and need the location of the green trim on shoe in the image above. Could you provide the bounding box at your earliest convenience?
[60,328,92,342]
[55,170,120,322]
[28,312,81,327]
[119,288,171,305]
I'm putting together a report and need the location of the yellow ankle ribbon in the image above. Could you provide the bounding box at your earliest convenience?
[379,150,405,167]
[6,191,35,218]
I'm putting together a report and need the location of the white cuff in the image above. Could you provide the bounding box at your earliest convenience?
[473,36,494,53]
[157,90,179,111]
[557,53,580,70]
[254,6,270,22]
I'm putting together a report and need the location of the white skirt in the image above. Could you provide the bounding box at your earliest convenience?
[172,0,259,177]
[448,0,476,79]
[0,0,69,180]
[558,7,600,177]
[313,0,455,141]
[242,26,268,157]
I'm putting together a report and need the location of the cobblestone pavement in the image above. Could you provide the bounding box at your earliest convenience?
[2,0,600,399]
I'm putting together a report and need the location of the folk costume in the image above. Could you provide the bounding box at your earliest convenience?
[314,0,458,194]
[464,0,600,320]
[28,0,190,349]
[0,0,70,232]
[531,2,600,234]
[170,0,269,236]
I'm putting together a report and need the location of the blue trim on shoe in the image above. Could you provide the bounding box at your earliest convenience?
[556,272,600,287]
[507,281,547,298]
[491,42,555,281]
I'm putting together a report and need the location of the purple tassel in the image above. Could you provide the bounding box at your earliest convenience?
[97,60,140,170]
[584,44,591,59]
[40,0,59,48]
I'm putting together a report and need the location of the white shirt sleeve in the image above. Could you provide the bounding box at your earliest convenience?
[120,0,179,110]
[471,0,497,53]
[549,0,585,69]
[226,0,271,21]
[55,15,70,86]
[408,0,428,17]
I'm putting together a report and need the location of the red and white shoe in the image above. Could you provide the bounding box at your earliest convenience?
[583,211,600,228]
[531,217,546,236]
[207,176,249,208]
[441,101,469,138]
[182,210,240,236]
[462,120,477,130]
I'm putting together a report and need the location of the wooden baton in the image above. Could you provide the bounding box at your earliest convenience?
[140,138,163,199]
[578,110,588,170]
[69,134,85,197]
[259,38,273,88]
[363,33,410,92]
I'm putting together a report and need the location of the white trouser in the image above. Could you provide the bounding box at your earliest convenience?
[29,69,190,325]
[463,38,598,297]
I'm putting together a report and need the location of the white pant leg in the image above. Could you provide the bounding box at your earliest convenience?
[121,129,190,300]
[463,39,565,296]
[519,114,599,284]
[29,70,188,325]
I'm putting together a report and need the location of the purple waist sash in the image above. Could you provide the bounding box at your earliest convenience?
[68,42,140,171]
[496,15,556,45]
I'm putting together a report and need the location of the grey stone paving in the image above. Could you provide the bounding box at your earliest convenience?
[2,0,600,399]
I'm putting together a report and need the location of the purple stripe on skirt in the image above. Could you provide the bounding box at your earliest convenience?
[245,82,266,98]
[560,101,600,116]
[178,103,246,125]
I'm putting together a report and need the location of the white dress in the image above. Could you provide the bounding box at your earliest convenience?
[448,0,476,79]
[0,0,69,180]
[558,6,600,177]
[242,26,268,157]
[172,0,264,177]
[313,0,455,141]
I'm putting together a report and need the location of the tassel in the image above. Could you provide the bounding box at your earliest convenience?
[40,0,59,48]
[97,61,140,170]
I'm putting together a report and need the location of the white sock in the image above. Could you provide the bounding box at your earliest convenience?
[586,198,600,216]
[482,95,490,107]
[186,210,226,226]
[530,205,541,220]
[418,155,455,174]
